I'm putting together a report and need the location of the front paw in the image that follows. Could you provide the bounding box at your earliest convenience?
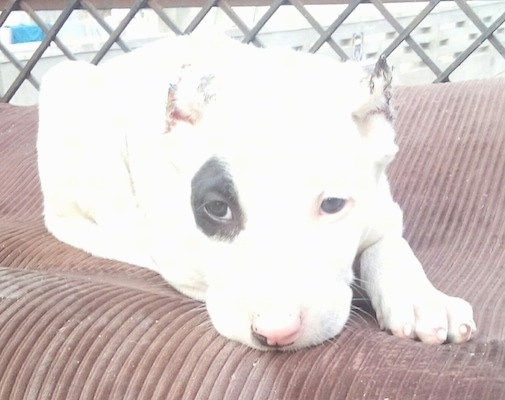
[376,289,476,344]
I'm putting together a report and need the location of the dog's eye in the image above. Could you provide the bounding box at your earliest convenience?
[204,200,232,221]
[320,197,347,214]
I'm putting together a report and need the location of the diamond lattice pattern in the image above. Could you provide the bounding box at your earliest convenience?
[1,0,504,104]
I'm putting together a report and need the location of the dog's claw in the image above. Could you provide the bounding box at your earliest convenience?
[436,328,448,343]
[448,322,475,343]
[403,323,414,338]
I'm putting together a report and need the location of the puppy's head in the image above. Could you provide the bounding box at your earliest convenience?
[134,42,397,350]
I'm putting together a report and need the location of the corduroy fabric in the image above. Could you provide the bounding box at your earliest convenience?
[0,80,504,399]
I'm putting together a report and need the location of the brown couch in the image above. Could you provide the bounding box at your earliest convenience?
[0,79,504,399]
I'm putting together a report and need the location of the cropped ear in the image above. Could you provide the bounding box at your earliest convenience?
[353,55,393,121]
[354,56,398,169]
[165,65,216,133]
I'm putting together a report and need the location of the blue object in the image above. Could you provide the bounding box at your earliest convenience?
[10,24,45,44]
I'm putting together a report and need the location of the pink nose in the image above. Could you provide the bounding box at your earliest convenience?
[251,311,302,348]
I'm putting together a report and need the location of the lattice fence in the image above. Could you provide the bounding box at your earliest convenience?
[1,0,505,104]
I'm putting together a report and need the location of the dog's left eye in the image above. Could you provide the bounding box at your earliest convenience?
[320,197,347,214]
[204,200,233,221]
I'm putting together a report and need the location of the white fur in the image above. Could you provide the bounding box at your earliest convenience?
[37,34,475,350]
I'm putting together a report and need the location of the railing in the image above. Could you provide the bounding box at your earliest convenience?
[1,0,505,104]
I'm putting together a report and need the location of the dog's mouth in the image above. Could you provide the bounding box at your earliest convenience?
[251,332,296,349]
[244,306,350,351]
[251,327,299,349]
[206,279,354,351]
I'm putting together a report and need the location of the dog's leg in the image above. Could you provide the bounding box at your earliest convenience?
[45,213,156,270]
[360,236,476,344]
[354,58,475,344]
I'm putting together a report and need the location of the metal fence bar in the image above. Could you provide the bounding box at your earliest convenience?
[217,0,261,46]
[290,0,348,59]
[2,0,447,9]
[371,0,443,77]
[1,0,505,103]
[20,0,76,60]
[183,0,218,33]
[308,0,360,53]
[147,0,183,35]
[435,10,505,83]
[381,0,439,58]
[90,0,146,64]
[0,40,39,88]
[1,0,80,102]
[0,0,36,90]
[81,0,131,52]
[456,0,505,58]
[242,0,283,44]
[0,0,17,25]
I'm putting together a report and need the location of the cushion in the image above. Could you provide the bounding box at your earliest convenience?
[0,79,504,399]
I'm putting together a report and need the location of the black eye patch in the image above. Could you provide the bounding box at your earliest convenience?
[190,157,244,241]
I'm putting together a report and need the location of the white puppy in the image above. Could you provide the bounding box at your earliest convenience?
[37,34,476,350]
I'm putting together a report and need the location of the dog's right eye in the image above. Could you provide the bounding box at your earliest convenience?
[320,197,347,214]
[191,157,244,241]
[204,200,232,221]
